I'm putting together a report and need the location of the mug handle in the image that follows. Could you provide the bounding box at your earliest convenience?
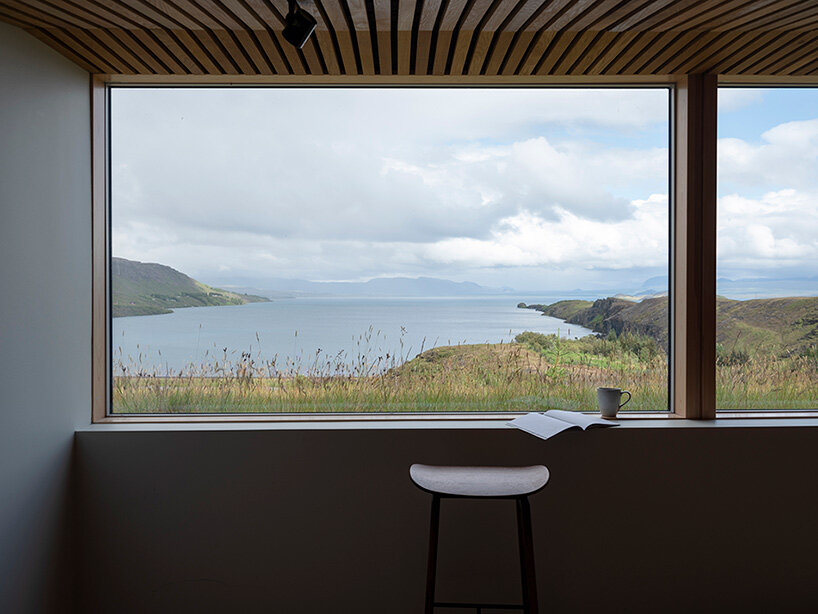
[619,390,631,408]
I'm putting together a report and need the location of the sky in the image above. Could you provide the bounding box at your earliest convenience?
[111,86,818,296]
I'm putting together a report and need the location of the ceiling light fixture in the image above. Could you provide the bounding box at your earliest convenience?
[283,0,317,49]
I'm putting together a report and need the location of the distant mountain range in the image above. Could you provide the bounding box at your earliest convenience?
[220,276,515,298]
[112,258,268,317]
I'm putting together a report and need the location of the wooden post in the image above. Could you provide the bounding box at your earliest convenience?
[673,74,717,419]
[91,76,109,423]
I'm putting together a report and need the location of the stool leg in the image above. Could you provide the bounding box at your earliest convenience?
[425,495,441,614]
[516,497,538,614]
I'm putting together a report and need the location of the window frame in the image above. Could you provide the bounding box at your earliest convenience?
[713,81,818,416]
[88,73,741,423]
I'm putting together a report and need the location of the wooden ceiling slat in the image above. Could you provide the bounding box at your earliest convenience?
[495,29,535,75]
[300,34,327,73]
[581,30,634,74]
[27,26,104,71]
[547,0,614,31]
[187,29,237,73]
[570,30,615,74]
[372,0,392,74]
[271,29,308,74]
[71,28,141,73]
[2,0,100,29]
[91,28,155,73]
[122,0,209,30]
[310,1,346,74]
[79,0,169,29]
[588,0,659,31]
[211,29,257,73]
[634,1,729,32]
[125,26,196,74]
[788,47,818,74]
[318,0,361,74]
[345,0,375,74]
[50,27,124,72]
[0,3,76,30]
[313,30,341,74]
[118,28,175,73]
[636,30,699,73]
[394,0,418,74]
[751,32,815,74]
[608,0,688,32]
[0,7,35,29]
[171,28,223,73]
[564,0,631,31]
[538,31,583,75]
[149,28,207,74]
[722,30,799,73]
[553,29,605,74]
[253,28,291,74]
[779,36,818,73]
[653,0,765,32]
[448,0,497,75]
[234,28,274,73]
[626,30,684,74]
[57,0,143,29]
[518,0,576,33]
[519,30,557,75]
[4,0,818,76]
[703,0,799,31]
[491,0,547,33]
[110,0,237,74]
[605,30,660,73]
[459,0,510,74]
[471,0,535,74]
[774,10,818,33]
[666,31,744,73]
[432,0,473,75]
[734,2,818,31]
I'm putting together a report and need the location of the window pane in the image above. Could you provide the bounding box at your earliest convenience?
[717,87,818,410]
[111,87,670,414]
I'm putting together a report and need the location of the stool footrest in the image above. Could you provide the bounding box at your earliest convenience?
[434,601,524,610]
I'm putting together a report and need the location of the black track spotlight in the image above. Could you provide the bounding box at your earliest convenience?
[283,0,317,49]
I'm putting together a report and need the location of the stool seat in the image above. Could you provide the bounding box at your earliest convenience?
[410,464,549,498]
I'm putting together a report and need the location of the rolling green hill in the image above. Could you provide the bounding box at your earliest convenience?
[522,294,818,357]
[112,257,268,317]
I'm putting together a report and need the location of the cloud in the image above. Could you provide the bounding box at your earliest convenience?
[718,118,818,191]
[424,194,669,269]
[111,87,673,287]
[718,189,818,272]
[718,88,763,112]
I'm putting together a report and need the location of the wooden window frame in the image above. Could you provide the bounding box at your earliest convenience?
[90,74,724,423]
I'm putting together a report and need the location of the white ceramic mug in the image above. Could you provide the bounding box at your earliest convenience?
[597,387,631,418]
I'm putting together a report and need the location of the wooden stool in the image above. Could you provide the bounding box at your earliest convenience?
[410,464,550,614]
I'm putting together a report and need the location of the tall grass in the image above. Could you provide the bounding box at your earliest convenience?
[112,331,816,414]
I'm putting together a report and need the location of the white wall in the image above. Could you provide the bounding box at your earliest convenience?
[0,21,91,613]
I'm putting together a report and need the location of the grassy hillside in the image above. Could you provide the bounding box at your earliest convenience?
[522,294,818,357]
[112,257,268,317]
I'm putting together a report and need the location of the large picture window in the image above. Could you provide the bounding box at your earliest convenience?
[717,87,818,411]
[110,87,671,414]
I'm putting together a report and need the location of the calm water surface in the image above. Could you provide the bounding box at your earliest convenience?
[113,296,594,373]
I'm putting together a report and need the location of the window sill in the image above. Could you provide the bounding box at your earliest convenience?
[78,413,818,432]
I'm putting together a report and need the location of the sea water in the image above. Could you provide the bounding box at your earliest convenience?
[112,296,595,374]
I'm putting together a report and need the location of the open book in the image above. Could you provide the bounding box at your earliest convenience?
[508,410,618,441]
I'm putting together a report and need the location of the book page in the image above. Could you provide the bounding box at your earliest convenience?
[507,412,579,441]
[544,409,618,430]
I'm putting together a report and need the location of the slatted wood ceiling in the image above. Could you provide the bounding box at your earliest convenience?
[2,1,818,76]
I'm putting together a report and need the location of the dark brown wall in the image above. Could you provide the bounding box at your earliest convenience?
[76,426,818,613]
